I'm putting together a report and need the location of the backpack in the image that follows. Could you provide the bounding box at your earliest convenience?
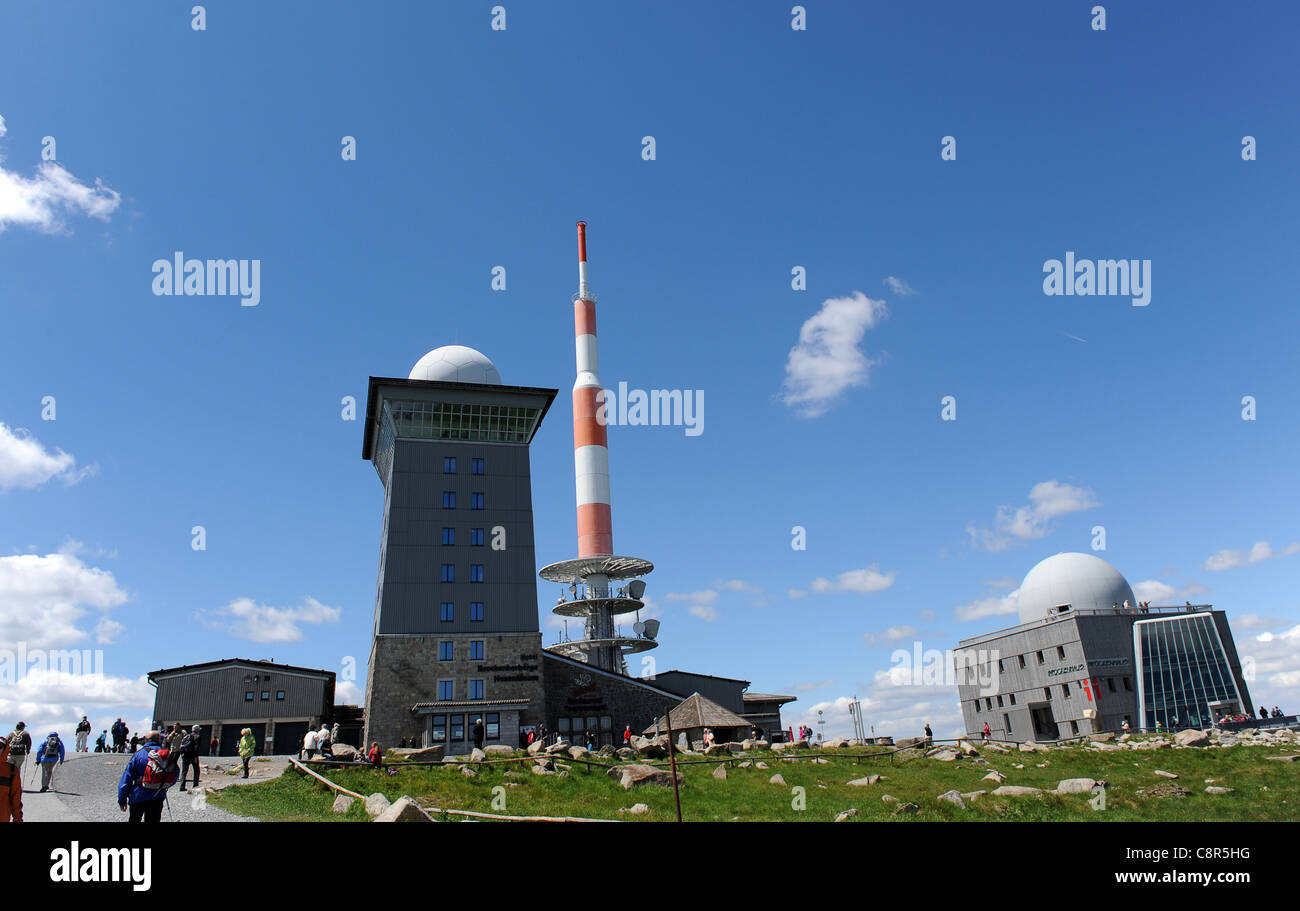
[139,748,179,791]
[7,732,27,761]
[43,735,60,758]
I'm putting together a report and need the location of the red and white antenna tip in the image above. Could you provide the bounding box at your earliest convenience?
[576,221,588,263]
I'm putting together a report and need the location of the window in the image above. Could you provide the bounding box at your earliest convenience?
[245,691,254,701]
[1062,682,1071,697]
[471,492,484,510]
[451,715,465,741]
[438,680,454,701]
[439,641,454,661]
[985,697,993,711]
[432,715,446,742]
[1057,645,1067,660]
[1009,693,1016,705]
[470,528,484,546]
[261,691,270,701]
[442,527,455,546]
[470,602,484,621]
[472,458,484,475]
[470,640,484,660]
[996,695,1004,707]
[444,457,457,473]
[1123,677,1132,692]
[469,679,484,700]
[440,602,454,621]
[442,491,456,509]
[485,712,499,740]
[276,691,285,701]
[470,564,484,583]
[441,564,455,583]
[1045,687,1053,700]
[997,659,1005,673]
[1018,654,1027,669]
[1067,720,1077,736]
[1036,651,1045,665]
[1107,678,1116,693]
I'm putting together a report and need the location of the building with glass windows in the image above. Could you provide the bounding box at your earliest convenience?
[954,552,1252,739]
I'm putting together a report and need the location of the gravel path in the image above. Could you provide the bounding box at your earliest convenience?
[18,750,292,822]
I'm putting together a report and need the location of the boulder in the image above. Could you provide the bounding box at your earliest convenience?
[331,794,355,814]
[1088,732,1116,743]
[484,745,514,756]
[568,746,589,760]
[928,749,960,762]
[956,740,979,755]
[545,741,570,755]
[712,764,727,780]
[754,761,769,770]
[373,796,433,822]
[461,766,477,778]
[597,744,617,758]
[1054,778,1097,794]
[847,775,881,786]
[786,739,810,750]
[824,737,850,749]
[705,744,732,756]
[834,808,858,822]
[741,739,756,751]
[1154,770,1179,779]
[961,791,986,802]
[738,760,752,769]
[1019,741,1046,753]
[881,794,899,804]
[983,743,1011,754]
[937,789,965,808]
[391,745,445,762]
[607,763,682,790]
[990,786,1043,797]
[469,748,486,762]
[331,744,358,761]
[534,758,556,771]
[893,802,919,816]
[981,771,1005,784]
[895,737,921,749]
[1267,755,1300,762]
[769,774,786,785]
[527,740,547,755]
[1174,729,1210,747]
[1118,733,1132,743]
[618,803,650,815]
[615,747,635,760]
[364,792,392,816]
[1205,786,1235,794]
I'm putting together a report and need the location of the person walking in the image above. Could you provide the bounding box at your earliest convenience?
[623,725,632,747]
[117,731,178,822]
[5,723,31,795]
[129,733,140,754]
[237,728,256,778]
[318,727,334,760]
[0,736,21,822]
[209,734,218,757]
[981,722,991,744]
[331,722,340,744]
[302,726,319,761]
[178,725,201,792]
[367,741,383,768]
[472,718,485,752]
[34,731,65,793]
[923,723,933,744]
[94,730,107,753]
[75,716,91,753]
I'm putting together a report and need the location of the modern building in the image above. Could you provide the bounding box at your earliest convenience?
[742,692,798,740]
[954,552,1252,740]
[148,658,335,755]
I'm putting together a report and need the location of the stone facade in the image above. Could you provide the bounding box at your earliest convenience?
[542,652,684,747]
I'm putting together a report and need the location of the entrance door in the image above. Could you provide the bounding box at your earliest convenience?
[220,723,265,757]
[1029,705,1059,740]
[273,721,311,756]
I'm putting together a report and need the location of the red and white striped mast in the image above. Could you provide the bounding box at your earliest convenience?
[572,221,613,558]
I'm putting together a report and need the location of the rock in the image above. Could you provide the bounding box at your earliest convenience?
[331,794,355,814]
[982,771,1005,783]
[608,764,683,790]
[1088,732,1116,743]
[956,740,979,756]
[1174,729,1210,747]
[461,766,477,778]
[1154,770,1179,779]
[705,744,732,756]
[1204,786,1235,794]
[391,745,445,762]
[1118,733,1131,742]
[712,764,727,780]
[527,740,547,755]
[469,748,486,762]
[530,764,553,776]
[1019,741,1046,753]
[485,745,514,756]
[893,802,919,816]
[364,793,392,816]
[881,794,898,803]
[769,774,786,785]
[847,775,881,786]
[615,747,635,760]
[545,741,570,755]
[937,789,965,808]
[1137,782,1191,798]
[568,746,589,760]
[983,743,1011,754]
[373,796,432,822]
[895,737,921,748]
[834,808,858,822]
[738,760,752,769]
[754,761,769,770]
[1013,763,1024,769]
[503,770,523,779]
[812,757,828,764]
[1090,742,1121,751]
[961,791,987,802]
[991,786,1043,797]
[618,803,650,815]
[1054,778,1097,794]
[824,737,850,749]
[1267,755,1300,762]
[928,749,960,762]
[534,758,556,771]
[331,744,358,761]
[597,744,617,757]
[787,739,810,750]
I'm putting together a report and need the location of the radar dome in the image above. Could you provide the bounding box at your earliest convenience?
[1016,552,1135,625]
[409,346,501,385]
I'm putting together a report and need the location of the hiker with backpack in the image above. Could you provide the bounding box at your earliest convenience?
[237,728,256,778]
[95,730,107,753]
[5,723,32,793]
[178,725,201,792]
[34,732,65,792]
[118,731,179,822]
[0,735,21,822]
[111,718,128,753]
[75,716,91,752]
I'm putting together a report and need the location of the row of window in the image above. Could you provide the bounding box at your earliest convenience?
[443,457,486,475]
[245,691,286,701]
[972,676,1134,713]
[438,640,485,661]
[441,528,487,546]
[430,712,499,743]
[439,602,485,622]
[441,492,485,509]
[440,564,486,583]
[997,645,1069,673]
[437,679,486,700]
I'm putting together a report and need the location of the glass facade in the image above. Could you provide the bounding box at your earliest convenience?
[1136,614,1242,730]
[389,400,541,444]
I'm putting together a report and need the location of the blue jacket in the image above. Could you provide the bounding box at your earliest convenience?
[35,733,65,764]
[117,745,170,806]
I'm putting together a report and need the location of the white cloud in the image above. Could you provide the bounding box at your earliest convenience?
[688,604,718,622]
[787,588,807,600]
[1132,580,1175,604]
[780,291,888,418]
[788,678,836,692]
[954,587,1020,622]
[967,480,1098,551]
[0,423,96,491]
[792,669,964,741]
[0,668,155,737]
[883,275,917,296]
[335,680,364,705]
[0,118,122,233]
[0,549,128,648]
[1203,540,1300,572]
[197,596,341,643]
[715,579,760,593]
[1238,624,1300,709]
[93,617,125,645]
[811,566,896,595]
[0,115,6,137]
[862,624,918,645]
[1234,613,1285,631]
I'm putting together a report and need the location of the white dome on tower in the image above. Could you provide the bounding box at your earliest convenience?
[408,345,501,385]
[1016,552,1135,625]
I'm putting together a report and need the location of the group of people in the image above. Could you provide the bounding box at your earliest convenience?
[1218,705,1286,725]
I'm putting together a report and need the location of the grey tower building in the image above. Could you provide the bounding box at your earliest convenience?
[361,346,556,750]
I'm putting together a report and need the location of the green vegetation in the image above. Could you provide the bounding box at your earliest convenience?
[207,742,1300,822]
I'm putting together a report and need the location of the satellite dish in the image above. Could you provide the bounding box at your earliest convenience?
[633,621,646,636]
[628,580,646,600]
[569,584,577,595]
[643,619,660,640]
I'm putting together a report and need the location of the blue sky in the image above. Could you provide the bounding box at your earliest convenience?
[2,1,1298,741]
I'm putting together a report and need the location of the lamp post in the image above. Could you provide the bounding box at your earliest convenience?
[817,709,825,744]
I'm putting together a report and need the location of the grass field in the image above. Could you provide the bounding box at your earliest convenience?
[207,739,1300,822]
